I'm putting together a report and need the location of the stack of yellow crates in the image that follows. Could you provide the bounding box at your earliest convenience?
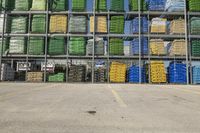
[110,62,127,83]
[49,15,67,33]
[26,72,43,82]
[169,40,186,56]
[150,61,167,83]
[151,18,167,33]
[170,18,185,34]
[90,16,107,33]
[150,39,166,55]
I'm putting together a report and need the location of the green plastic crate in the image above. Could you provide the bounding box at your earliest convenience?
[95,0,107,11]
[50,0,68,11]
[14,0,31,11]
[0,38,8,55]
[31,15,46,33]
[191,17,200,35]
[48,73,65,82]
[69,37,86,55]
[69,16,87,33]
[48,37,65,55]
[9,37,26,54]
[110,16,124,34]
[110,0,124,11]
[28,37,44,55]
[192,40,200,56]
[31,0,46,11]
[129,0,147,11]
[72,0,86,11]
[7,16,28,33]
[189,0,200,11]
[109,38,124,55]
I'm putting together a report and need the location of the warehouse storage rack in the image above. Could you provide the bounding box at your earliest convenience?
[0,0,199,84]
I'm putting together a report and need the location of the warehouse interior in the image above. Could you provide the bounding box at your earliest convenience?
[0,0,200,84]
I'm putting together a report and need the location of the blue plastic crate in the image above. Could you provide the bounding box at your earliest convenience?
[192,66,200,84]
[132,17,148,33]
[168,62,187,84]
[165,0,185,12]
[128,66,146,83]
[148,0,166,11]
[131,37,148,55]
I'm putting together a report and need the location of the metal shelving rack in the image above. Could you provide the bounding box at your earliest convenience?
[0,0,199,84]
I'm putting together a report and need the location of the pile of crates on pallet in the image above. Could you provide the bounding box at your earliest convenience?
[131,37,148,55]
[28,37,44,55]
[110,16,124,34]
[191,40,200,56]
[192,66,200,84]
[1,63,15,81]
[48,37,65,55]
[27,72,43,82]
[189,0,200,11]
[69,37,86,56]
[132,17,148,33]
[87,38,105,55]
[110,62,127,83]
[128,65,146,83]
[90,16,107,33]
[68,65,86,82]
[109,38,124,55]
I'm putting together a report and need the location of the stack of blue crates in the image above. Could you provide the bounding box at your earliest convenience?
[132,17,148,33]
[128,66,146,83]
[192,66,200,84]
[168,62,187,84]
[131,37,148,55]
[148,0,166,11]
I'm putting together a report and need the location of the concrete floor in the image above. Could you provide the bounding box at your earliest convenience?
[0,84,200,133]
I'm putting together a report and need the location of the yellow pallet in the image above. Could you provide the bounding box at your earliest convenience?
[150,39,165,55]
[90,16,107,33]
[170,18,185,34]
[49,15,67,33]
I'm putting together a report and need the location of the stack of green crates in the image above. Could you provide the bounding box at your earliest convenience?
[129,0,147,11]
[31,15,46,33]
[7,16,27,33]
[192,40,200,56]
[189,0,200,11]
[50,0,67,11]
[31,0,46,11]
[110,16,124,33]
[69,37,86,55]
[191,17,200,35]
[109,38,124,55]
[0,38,8,55]
[72,0,86,11]
[110,0,124,11]
[48,37,65,55]
[48,73,65,82]
[95,0,107,11]
[14,0,31,11]
[28,37,44,55]
[9,37,26,54]
[69,16,87,33]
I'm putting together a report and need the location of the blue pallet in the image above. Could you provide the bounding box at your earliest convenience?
[168,62,187,84]
[147,0,166,11]
[128,66,146,83]
[131,37,148,55]
[192,66,200,84]
[132,17,148,33]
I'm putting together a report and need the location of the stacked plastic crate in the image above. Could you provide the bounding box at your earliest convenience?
[69,16,87,33]
[129,0,147,11]
[14,0,31,11]
[9,37,26,54]
[168,62,187,84]
[165,0,185,12]
[169,40,186,56]
[48,37,65,55]
[50,0,67,11]
[28,37,44,55]
[150,39,166,55]
[131,37,148,55]
[110,62,127,83]
[150,61,167,83]
[31,15,46,33]
[189,0,200,11]
[69,37,86,55]
[0,38,7,55]
[110,16,124,34]
[68,65,86,82]
[132,17,148,34]
[191,40,200,56]
[7,16,27,33]
[192,66,200,84]
[1,63,15,81]
[110,0,124,11]
[49,15,67,33]
[128,66,146,83]
[87,38,105,55]
[72,0,86,11]
[27,72,43,82]
[151,18,167,34]
[48,73,65,82]
[191,17,200,35]
[148,0,166,11]
[31,0,46,10]
[170,18,185,34]
[94,62,106,83]
[90,16,107,33]
[95,0,107,11]
[109,38,124,55]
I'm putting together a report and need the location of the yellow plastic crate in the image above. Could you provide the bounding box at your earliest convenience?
[49,15,67,33]
[169,40,186,56]
[27,72,43,82]
[170,18,185,34]
[110,62,127,83]
[90,16,107,33]
[151,18,167,33]
[150,39,166,55]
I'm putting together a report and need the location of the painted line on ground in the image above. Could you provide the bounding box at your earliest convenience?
[108,85,127,108]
